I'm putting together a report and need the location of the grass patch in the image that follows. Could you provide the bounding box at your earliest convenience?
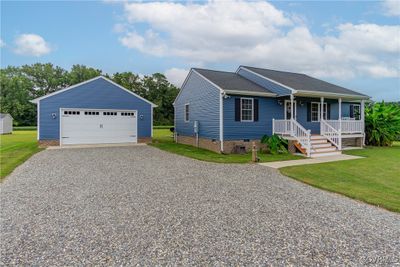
[0,131,43,180]
[154,125,173,129]
[151,129,302,163]
[13,126,37,131]
[280,142,400,212]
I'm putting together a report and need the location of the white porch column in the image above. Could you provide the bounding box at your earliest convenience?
[290,94,294,135]
[338,98,342,150]
[320,97,324,134]
[320,97,324,121]
[361,99,365,147]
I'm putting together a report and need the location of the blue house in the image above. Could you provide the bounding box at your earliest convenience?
[174,66,369,157]
[31,76,156,146]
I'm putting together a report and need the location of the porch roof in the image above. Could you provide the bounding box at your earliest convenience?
[241,66,370,99]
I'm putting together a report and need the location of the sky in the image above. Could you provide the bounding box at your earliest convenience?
[1,0,399,101]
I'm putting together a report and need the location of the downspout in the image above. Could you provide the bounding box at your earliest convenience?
[219,92,224,152]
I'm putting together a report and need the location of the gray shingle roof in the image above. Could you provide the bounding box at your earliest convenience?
[193,68,275,95]
[242,66,368,97]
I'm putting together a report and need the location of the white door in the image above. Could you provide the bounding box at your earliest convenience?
[60,109,137,145]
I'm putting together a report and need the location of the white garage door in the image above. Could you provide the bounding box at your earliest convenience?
[60,109,137,145]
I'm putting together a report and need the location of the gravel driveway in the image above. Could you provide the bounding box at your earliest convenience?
[1,145,399,265]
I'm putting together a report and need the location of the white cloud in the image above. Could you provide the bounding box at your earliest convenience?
[13,33,52,57]
[115,1,400,79]
[165,68,189,87]
[0,39,5,47]
[382,0,400,16]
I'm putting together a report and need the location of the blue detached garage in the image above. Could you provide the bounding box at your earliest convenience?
[31,76,156,146]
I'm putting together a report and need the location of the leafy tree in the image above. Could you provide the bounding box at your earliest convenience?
[365,102,400,146]
[21,63,68,98]
[0,70,36,126]
[68,64,102,85]
[142,73,179,125]
[112,72,144,95]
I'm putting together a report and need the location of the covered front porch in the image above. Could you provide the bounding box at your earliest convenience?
[272,94,366,157]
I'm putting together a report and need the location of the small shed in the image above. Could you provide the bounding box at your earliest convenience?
[0,113,13,134]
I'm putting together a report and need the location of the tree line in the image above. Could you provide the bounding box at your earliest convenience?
[0,63,180,126]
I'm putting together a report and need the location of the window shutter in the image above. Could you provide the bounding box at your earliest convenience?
[254,99,259,122]
[350,105,354,118]
[307,102,311,122]
[235,98,241,121]
[327,103,331,120]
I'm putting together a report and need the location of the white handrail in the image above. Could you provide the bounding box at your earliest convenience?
[321,119,341,149]
[325,120,363,134]
[290,119,311,157]
[273,119,311,157]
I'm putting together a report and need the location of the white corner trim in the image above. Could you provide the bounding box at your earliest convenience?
[151,106,154,138]
[30,76,158,107]
[37,101,40,140]
[219,92,224,152]
[238,66,298,94]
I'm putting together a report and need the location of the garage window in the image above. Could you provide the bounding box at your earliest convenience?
[64,110,80,115]
[84,111,99,115]
[121,112,135,116]
[104,112,117,116]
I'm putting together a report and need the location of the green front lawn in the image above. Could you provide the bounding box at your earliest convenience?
[0,130,43,180]
[280,143,400,212]
[151,129,302,163]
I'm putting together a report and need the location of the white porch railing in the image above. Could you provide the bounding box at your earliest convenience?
[321,120,341,149]
[273,119,311,157]
[325,120,364,134]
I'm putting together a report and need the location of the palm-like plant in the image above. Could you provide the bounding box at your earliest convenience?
[365,102,400,146]
[261,134,288,154]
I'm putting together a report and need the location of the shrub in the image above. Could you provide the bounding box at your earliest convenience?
[365,102,400,146]
[261,134,288,154]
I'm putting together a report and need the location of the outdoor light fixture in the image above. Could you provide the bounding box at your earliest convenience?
[140,114,144,120]
[277,100,283,106]
[51,113,57,119]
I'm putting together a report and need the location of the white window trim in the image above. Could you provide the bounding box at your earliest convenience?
[284,100,297,120]
[184,103,190,122]
[311,102,328,122]
[350,104,361,120]
[240,97,254,122]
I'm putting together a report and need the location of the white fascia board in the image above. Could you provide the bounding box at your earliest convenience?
[30,76,158,107]
[30,76,103,104]
[173,69,194,105]
[295,90,370,100]
[192,69,225,93]
[238,66,298,94]
[224,90,276,97]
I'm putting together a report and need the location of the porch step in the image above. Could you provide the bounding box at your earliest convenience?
[311,135,326,140]
[295,134,342,157]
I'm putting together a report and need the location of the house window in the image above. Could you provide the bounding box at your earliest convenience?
[184,104,189,122]
[311,102,327,122]
[241,98,253,122]
[350,104,361,120]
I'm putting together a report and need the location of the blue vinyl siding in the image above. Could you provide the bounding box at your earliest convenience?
[39,78,152,140]
[223,95,283,140]
[175,71,220,139]
[237,68,292,96]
